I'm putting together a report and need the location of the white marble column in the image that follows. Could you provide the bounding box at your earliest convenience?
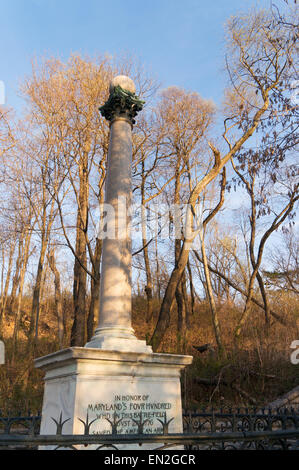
[86,76,151,353]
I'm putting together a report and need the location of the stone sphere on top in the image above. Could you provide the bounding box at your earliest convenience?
[109,75,136,95]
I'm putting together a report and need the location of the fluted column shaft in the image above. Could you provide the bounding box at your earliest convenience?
[86,76,152,353]
[96,116,134,336]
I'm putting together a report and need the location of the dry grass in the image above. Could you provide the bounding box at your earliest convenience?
[133,294,299,409]
[0,293,298,414]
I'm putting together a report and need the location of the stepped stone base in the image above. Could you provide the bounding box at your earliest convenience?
[35,347,193,450]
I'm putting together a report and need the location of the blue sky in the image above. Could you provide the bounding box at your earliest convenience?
[1,0,294,286]
[1,0,272,112]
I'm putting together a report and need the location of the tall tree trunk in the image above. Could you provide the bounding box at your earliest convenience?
[187,259,195,317]
[87,237,102,342]
[12,228,31,362]
[176,277,188,353]
[155,237,161,301]
[247,191,270,327]
[181,269,191,329]
[28,235,48,349]
[256,271,270,327]
[29,179,56,349]
[8,233,24,312]
[140,160,154,323]
[200,234,224,354]
[150,238,191,350]
[0,238,16,330]
[71,224,87,346]
[70,156,89,346]
[143,246,153,323]
[175,239,190,352]
[87,156,105,341]
[173,161,188,348]
[48,250,64,349]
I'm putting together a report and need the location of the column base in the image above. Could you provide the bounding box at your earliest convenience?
[35,347,193,450]
[85,327,153,353]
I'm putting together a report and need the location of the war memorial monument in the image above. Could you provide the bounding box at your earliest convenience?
[34,76,193,449]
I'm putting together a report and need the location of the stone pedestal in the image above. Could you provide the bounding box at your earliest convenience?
[35,348,192,450]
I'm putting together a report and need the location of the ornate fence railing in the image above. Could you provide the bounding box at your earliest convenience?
[183,407,299,433]
[0,408,298,450]
[0,413,41,436]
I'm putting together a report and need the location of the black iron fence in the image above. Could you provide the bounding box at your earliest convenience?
[0,408,298,450]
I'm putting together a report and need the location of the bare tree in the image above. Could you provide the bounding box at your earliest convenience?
[264,226,299,294]
[22,54,157,346]
[146,86,215,350]
[150,8,298,350]
[48,248,64,348]
[0,107,15,159]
